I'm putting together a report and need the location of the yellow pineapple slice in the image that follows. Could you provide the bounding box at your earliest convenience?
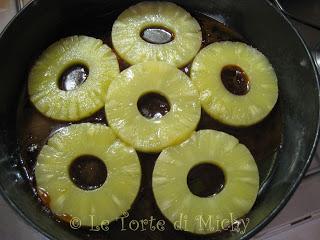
[35,123,141,226]
[105,61,201,153]
[153,130,259,234]
[112,1,202,67]
[191,41,278,126]
[28,35,119,121]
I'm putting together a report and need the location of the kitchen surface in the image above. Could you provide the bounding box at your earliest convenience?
[0,0,320,239]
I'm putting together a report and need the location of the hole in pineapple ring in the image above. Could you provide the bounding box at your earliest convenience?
[137,92,171,120]
[221,64,250,96]
[187,163,225,197]
[140,26,174,44]
[69,155,107,191]
[59,64,89,91]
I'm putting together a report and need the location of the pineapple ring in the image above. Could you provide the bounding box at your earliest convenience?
[191,41,278,126]
[35,123,141,226]
[153,130,259,234]
[28,35,119,121]
[112,1,202,67]
[105,61,201,153]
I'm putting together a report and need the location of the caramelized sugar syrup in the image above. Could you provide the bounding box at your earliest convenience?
[16,11,282,239]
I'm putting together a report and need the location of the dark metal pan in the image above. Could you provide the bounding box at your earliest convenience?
[0,0,319,239]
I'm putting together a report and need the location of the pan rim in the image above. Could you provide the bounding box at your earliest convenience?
[242,1,320,239]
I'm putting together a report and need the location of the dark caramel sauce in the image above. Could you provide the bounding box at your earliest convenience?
[187,163,225,197]
[59,64,89,91]
[141,27,174,44]
[38,187,51,208]
[180,13,246,77]
[57,213,73,223]
[69,155,108,191]
[221,65,250,96]
[16,10,282,240]
[137,92,170,119]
